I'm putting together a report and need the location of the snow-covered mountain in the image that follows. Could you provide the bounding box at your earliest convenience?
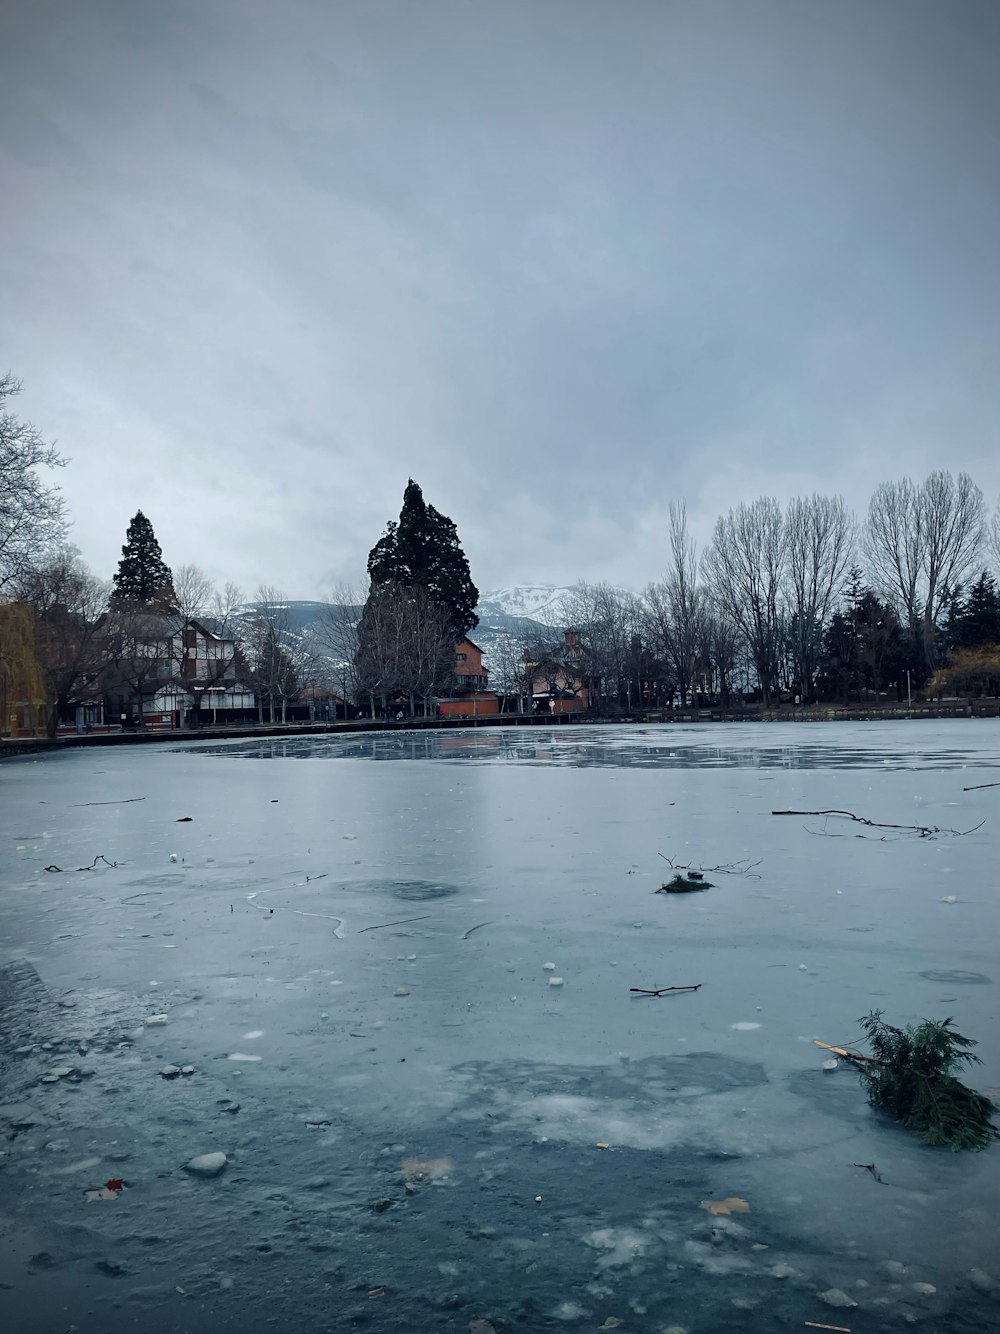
[476,585,572,627]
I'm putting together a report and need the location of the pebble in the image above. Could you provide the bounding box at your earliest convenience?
[818,1289,858,1309]
[822,1059,839,1071]
[542,962,556,971]
[770,1262,796,1279]
[393,988,411,997]
[883,1261,908,1278]
[160,1066,181,1079]
[911,1282,936,1296]
[50,1067,74,1078]
[180,1066,195,1076]
[548,977,564,988]
[40,1075,60,1084]
[144,1014,168,1026]
[184,1152,228,1178]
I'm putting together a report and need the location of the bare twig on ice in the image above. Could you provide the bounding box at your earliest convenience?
[853,1161,885,1184]
[357,915,433,933]
[630,984,702,997]
[772,809,985,839]
[462,921,493,939]
[45,855,122,872]
[963,780,1000,792]
[658,852,762,878]
[71,797,146,807]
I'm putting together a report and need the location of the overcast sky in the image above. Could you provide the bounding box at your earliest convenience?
[2,0,999,600]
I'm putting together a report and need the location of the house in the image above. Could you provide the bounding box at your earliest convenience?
[65,614,258,732]
[522,629,591,713]
[437,637,499,718]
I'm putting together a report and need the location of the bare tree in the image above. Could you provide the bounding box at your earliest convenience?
[645,502,706,706]
[314,583,366,711]
[0,373,68,591]
[172,579,247,726]
[101,602,174,726]
[989,501,1000,576]
[785,494,854,701]
[867,471,984,670]
[246,586,299,723]
[354,581,455,717]
[561,582,642,710]
[14,547,109,734]
[407,584,458,714]
[703,497,787,704]
[172,563,214,621]
[488,623,532,712]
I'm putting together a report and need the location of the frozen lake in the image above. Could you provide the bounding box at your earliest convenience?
[1,720,999,1333]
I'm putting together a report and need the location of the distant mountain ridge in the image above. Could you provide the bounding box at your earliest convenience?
[231,587,572,681]
[476,585,571,627]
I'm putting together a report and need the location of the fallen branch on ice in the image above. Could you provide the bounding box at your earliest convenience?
[658,852,762,878]
[630,984,702,997]
[772,809,985,839]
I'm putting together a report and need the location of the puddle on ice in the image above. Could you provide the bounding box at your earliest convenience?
[1,720,999,1333]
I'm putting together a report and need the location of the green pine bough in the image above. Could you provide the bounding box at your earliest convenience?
[853,1012,1000,1152]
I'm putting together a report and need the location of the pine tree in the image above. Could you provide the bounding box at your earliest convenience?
[857,1011,999,1151]
[111,512,176,609]
[952,571,1000,649]
[366,480,479,637]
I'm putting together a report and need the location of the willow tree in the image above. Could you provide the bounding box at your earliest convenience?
[0,602,46,736]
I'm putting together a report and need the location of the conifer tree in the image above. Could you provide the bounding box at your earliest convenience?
[366,480,479,637]
[111,511,176,609]
[952,571,1000,649]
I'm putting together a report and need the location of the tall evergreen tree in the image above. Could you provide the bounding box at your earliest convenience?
[366,480,479,637]
[951,571,1000,649]
[111,511,176,608]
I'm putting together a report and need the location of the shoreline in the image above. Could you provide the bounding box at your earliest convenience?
[2,700,998,758]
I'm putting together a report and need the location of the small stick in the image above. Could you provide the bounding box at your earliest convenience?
[71,797,146,806]
[630,984,702,997]
[964,780,1000,791]
[462,921,493,939]
[814,1039,875,1065]
[805,1324,851,1332]
[853,1161,885,1184]
[357,915,433,933]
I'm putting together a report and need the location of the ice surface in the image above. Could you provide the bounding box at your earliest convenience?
[1,720,998,1333]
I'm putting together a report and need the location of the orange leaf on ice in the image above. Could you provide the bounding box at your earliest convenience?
[700,1197,750,1216]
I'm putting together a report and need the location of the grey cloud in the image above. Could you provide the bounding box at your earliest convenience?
[2,0,999,596]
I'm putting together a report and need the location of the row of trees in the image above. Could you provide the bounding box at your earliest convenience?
[4,500,322,731]
[4,365,1000,726]
[542,478,1000,710]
